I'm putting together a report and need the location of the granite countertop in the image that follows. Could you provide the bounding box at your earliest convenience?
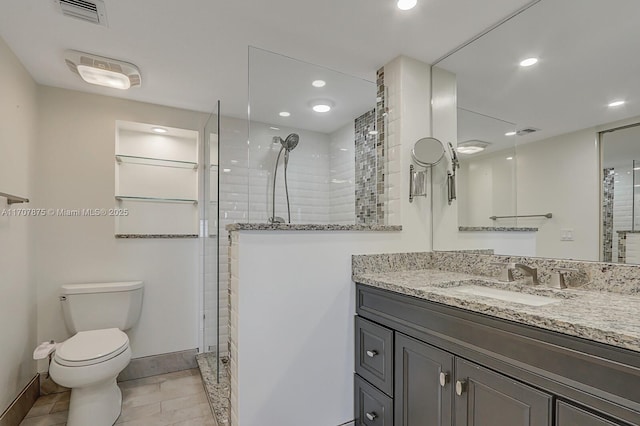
[226,223,402,232]
[459,226,538,232]
[354,269,640,353]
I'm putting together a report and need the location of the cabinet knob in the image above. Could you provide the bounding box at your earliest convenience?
[439,372,450,387]
[365,411,378,421]
[455,380,467,396]
[366,350,378,358]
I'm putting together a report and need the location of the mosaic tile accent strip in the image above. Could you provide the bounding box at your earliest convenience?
[376,67,386,223]
[602,168,615,262]
[355,109,378,224]
[618,230,628,263]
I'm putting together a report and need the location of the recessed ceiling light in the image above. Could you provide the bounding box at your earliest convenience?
[397,0,417,10]
[505,131,517,136]
[223,169,231,173]
[457,140,490,155]
[339,148,349,152]
[368,130,379,135]
[151,127,168,134]
[313,104,331,113]
[608,100,625,107]
[279,111,291,117]
[312,80,326,88]
[519,57,538,67]
[506,157,514,160]
[310,99,334,113]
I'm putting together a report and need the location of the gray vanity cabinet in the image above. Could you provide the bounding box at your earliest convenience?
[454,358,552,426]
[355,284,640,426]
[556,401,620,426]
[394,333,453,426]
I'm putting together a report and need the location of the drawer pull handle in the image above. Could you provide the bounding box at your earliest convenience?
[439,372,449,387]
[366,412,378,421]
[455,380,467,396]
[366,350,378,358]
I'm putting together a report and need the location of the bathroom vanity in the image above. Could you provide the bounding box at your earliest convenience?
[353,257,640,426]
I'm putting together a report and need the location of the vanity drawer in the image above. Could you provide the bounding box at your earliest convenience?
[355,316,394,396]
[355,374,393,426]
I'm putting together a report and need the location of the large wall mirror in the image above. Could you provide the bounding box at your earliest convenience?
[432,0,640,263]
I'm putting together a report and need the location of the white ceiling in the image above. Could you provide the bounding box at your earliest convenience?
[0,0,534,121]
[437,0,640,147]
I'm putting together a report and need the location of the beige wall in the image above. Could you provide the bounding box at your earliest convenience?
[34,87,211,369]
[0,37,38,413]
[516,128,600,260]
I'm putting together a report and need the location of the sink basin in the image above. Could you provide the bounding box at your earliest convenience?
[452,285,562,306]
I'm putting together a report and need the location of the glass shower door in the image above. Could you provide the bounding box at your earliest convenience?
[202,101,220,378]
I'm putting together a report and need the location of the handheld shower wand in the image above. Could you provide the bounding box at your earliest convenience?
[270,133,300,223]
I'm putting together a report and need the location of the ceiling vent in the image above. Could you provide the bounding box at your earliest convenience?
[516,128,539,136]
[54,0,108,26]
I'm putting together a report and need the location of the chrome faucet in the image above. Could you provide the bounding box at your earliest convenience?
[550,267,579,289]
[493,262,539,285]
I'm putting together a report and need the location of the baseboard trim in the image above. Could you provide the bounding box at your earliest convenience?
[118,349,198,382]
[0,374,39,426]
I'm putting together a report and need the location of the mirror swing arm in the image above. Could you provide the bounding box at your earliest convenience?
[446,142,459,205]
[409,136,458,204]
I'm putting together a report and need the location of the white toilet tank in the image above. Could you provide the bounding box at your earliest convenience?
[60,281,144,333]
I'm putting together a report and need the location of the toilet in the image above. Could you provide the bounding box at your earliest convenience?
[49,281,144,426]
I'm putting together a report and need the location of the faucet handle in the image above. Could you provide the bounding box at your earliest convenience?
[490,262,514,281]
[550,267,579,289]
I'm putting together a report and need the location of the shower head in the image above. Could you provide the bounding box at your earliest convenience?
[282,133,299,151]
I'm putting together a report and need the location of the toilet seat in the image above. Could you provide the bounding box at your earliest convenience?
[55,328,129,367]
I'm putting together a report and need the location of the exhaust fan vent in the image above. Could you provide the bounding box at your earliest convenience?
[516,128,539,136]
[64,50,142,90]
[54,0,108,26]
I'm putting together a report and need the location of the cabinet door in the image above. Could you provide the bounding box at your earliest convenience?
[394,333,454,426]
[556,401,622,426]
[454,358,552,426]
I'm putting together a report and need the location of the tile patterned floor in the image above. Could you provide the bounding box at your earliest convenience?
[20,369,217,426]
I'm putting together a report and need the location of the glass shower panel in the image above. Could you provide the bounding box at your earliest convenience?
[202,101,221,380]
[247,47,378,225]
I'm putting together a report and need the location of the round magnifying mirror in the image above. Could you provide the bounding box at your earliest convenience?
[412,137,445,167]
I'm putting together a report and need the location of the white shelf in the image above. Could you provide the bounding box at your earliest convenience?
[115,195,198,204]
[116,154,198,169]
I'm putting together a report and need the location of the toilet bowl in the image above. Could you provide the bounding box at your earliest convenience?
[49,328,132,426]
[45,281,143,426]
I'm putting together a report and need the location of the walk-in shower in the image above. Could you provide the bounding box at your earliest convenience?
[270,133,299,224]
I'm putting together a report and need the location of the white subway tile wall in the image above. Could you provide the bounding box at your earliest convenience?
[204,116,360,355]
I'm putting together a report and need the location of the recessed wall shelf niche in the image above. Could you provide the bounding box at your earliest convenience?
[115,121,199,236]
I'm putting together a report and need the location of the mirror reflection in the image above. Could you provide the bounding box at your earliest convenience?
[432,0,640,263]
[412,137,445,167]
